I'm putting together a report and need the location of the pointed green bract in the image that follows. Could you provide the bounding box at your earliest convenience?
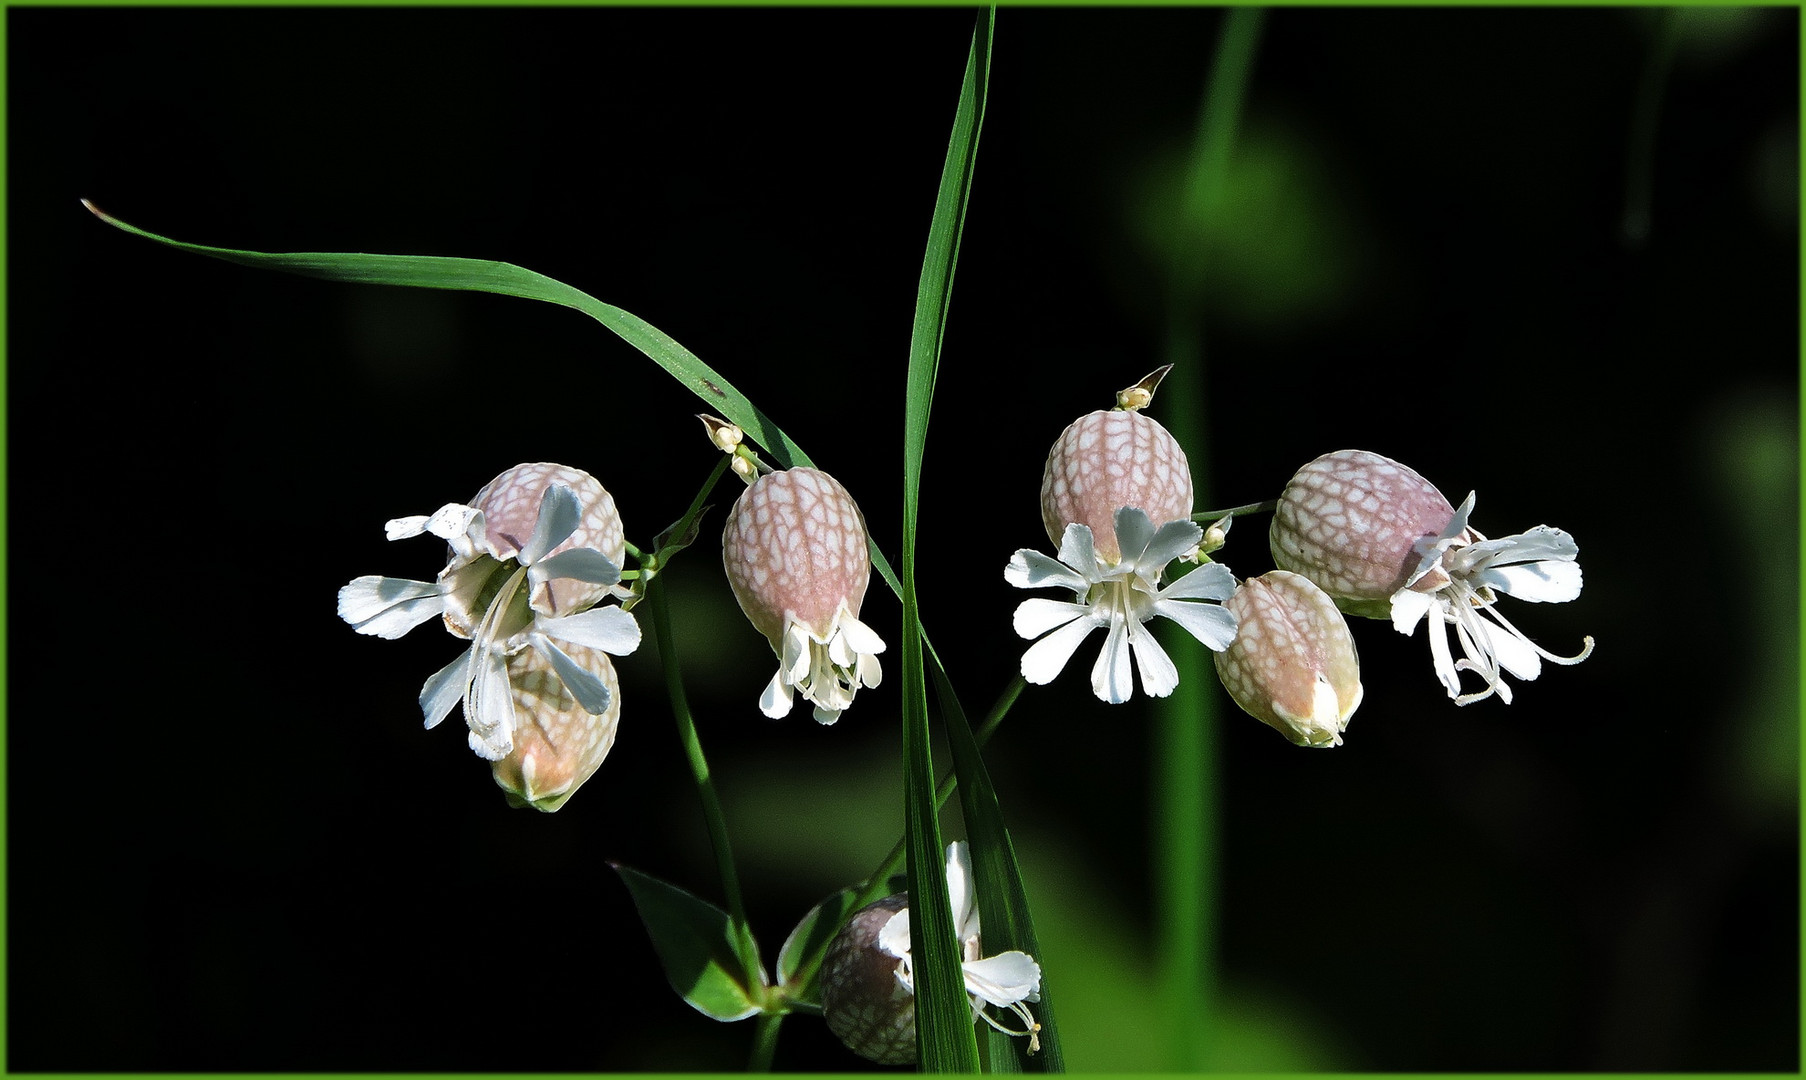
[613,863,764,1023]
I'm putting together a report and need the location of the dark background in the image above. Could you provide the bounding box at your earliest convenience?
[10,6,1798,1072]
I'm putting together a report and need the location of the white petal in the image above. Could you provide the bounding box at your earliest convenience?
[1127,620,1180,697]
[1013,597,1091,640]
[532,635,614,714]
[759,665,794,719]
[1157,561,1235,602]
[1090,617,1135,704]
[529,546,621,586]
[1476,560,1582,603]
[857,649,883,689]
[338,576,445,638]
[838,613,887,655]
[1487,525,1578,564]
[962,952,1042,1007]
[384,514,433,540]
[1006,547,1091,593]
[1476,617,1544,681]
[878,909,912,962]
[1152,597,1238,652]
[1110,507,1157,568]
[419,651,470,730]
[537,605,642,656]
[1019,617,1100,686]
[945,842,976,937]
[1390,587,1439,635]
[519,484,581,565]
[1135,518,1205,577]
[464,651,516,760]
[1056,524,1101,578]
[1424,610,1463,699]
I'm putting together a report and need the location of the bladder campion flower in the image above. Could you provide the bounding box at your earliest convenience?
[1270,449,1592,705]
[819,842,1042,1064]
[337,463,642,761]
[1215,571,1363,747]
[721,467,884,724]
[1007,508,1237,703]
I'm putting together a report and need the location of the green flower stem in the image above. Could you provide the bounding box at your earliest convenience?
[644,576,764,1005]
[1156,7,1265,1070]
[748,1012,784,1072]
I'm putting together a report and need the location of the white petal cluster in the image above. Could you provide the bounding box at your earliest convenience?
[338,483,641,760]
[877,842,1043,1051]
[1006,507,1238,703]
[761,608,886,724]
[1388,492,1593,705]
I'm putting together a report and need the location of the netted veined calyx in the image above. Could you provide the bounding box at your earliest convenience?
[1214,570,1363,747]
[721,467,884,724]
[490,638,622,811]
[1040,408,1194,564]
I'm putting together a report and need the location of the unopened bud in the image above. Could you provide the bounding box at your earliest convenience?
[1215,571,1363,747]
[491,642,622,810]
[818,894,917,1065]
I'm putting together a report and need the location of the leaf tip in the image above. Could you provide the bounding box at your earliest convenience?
[80,197,111,222]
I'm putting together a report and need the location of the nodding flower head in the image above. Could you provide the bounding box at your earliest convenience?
[1040,408,1194,562]
[338,462,641,766]
[818,843,1042,1065]
[722,467,884,725]
[1270,449,1592,705]
[1215,571,1363,747]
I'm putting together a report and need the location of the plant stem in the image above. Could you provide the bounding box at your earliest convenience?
[645,577,763,995]
[748,1012,784,1072]
[1155,7,1266,1070]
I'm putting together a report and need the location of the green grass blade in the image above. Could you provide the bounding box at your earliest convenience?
[79,199,813,474]
[898,10,993,1072]
[929,642,1063,1073]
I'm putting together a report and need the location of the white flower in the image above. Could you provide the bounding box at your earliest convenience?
[1006,506,1238,703]
[1388,492,1593,705]
[721,467,884,725]
[338,467,642,761]
[876,842,1043,1051]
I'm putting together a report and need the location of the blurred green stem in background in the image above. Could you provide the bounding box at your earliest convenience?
[1154,7,1265,1070]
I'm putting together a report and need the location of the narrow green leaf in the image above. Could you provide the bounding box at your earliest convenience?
[930,643,1063,1073]
[613,862,764,1023]
[898,9,993,1073]
[80,199,813,475]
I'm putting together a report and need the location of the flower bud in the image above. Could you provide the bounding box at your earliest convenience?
[1040,409,1193,563]
[490,639,622,811]
[1269,449,1458,618]
[818,894,917,1065]
[1214,571,1363,747]
[722,467,884,724]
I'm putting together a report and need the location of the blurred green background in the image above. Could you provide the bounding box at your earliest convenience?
[11,6,1797,1071]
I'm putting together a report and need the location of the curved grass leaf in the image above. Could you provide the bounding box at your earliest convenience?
[613,862,764,1023]
[898,9,993,1073]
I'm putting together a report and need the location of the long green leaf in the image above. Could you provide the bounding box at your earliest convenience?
[79,199,814,475]
[898,9,993,1073]
[930,642,1062,1072]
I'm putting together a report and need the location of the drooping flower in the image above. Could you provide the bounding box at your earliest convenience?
[818,842,1042,1064]
[1214,571,1363,747]
[338,462,642,761]
[721,467,884,724]
[1008,507,1238,703]
[1270,449,1592,705]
